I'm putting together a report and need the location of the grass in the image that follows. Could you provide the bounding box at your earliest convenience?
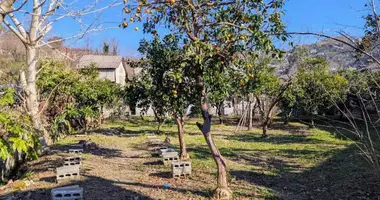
[3,117,379,200]
[96,118,376,199]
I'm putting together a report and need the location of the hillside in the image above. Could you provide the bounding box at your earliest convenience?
[275,37,378,76]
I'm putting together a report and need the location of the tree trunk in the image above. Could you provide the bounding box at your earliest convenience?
[232,97,238,116]
[262,121,269,138]
[261,102,277,138]
[284,108,292,125]
[248,101,253,130]
[217,102,224,125]
[309,117,315,128]
[175,115,189,160]
[152,108,163,132]
[0,0,15,23]
[197,86,232,200]
[25,46,52,146]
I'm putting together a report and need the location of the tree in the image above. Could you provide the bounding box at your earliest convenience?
[291,58,349,127]
[103,42,110,54]
[129,35,197,159]
[206,65,233,125]
[2,0,120,146]
[122,0,287,198]
[37,61,122,139]
[237,56,290,137]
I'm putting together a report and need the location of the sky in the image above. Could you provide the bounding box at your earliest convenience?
[49,0,369,57]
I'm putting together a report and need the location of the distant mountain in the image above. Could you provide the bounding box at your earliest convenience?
[275,36,380,76]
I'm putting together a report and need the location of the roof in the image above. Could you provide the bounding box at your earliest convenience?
[77,55,123,69]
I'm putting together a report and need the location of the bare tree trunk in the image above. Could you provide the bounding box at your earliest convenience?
[196,85,232,200]
[175,114,189,160]
[25,46,52,146]
[0,0,15,23]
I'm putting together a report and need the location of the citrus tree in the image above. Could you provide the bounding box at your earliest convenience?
[291,58,349,127]
[129,35,197,159]
[236,56,291,137]
[122,0,287,198]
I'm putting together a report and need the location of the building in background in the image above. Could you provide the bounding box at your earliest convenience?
[77,55,127,85]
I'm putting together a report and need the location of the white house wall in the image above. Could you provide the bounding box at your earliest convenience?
[98,69,116,82]
[115,63,126,86]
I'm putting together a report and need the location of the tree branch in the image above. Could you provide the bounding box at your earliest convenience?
[2,18,27,44]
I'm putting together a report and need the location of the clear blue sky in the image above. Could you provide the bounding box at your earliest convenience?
[52,0,368,57]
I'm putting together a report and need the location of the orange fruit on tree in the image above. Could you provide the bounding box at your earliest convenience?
[124,8,131,13]
[122,21,128,28]
[249,74,254,78]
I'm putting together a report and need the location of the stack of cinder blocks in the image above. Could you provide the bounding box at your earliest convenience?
[55,145,84,183]
[146,134,192,178]
[52,144,85,200]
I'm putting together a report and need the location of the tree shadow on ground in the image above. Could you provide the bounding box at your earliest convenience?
[230,144,380,200]
[0,175,156,200]
[312,117,370,141]
[91,127,157,137]
[50,143,123,159]
[227,133,326,145]
[149,171,171,178]
[1,173,211,199]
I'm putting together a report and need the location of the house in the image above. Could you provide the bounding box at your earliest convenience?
[77,55,127,85]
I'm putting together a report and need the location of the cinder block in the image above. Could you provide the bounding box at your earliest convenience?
[56,165,80,182]
[63,156,81,166]
[69,144,84,148]
[148,138,163,145]
[147,144,168,151]
[162,151,179,165]
[147,134,158,139]
[172,161,191,178]
[159,148,175,155]
[51,185,84,200]
[68,148,83,154]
